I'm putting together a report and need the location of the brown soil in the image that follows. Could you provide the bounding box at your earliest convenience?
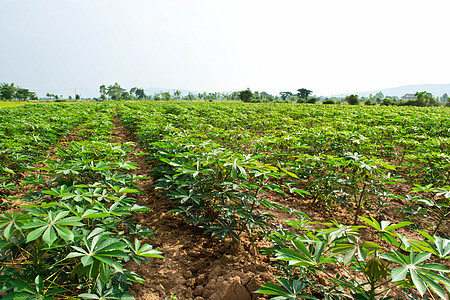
[112,117,276,300]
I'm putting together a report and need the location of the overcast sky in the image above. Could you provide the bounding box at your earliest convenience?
[1,0,449,97]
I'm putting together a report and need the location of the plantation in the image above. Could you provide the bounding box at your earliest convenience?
[1,101,450,299]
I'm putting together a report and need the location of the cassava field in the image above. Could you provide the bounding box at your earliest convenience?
[1,101,449,300]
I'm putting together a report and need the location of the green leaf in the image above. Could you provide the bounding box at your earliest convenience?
[55,225,75,241]
[3,222,14,239]
[26,226,47,243]
[410,269,427,296]
[420,275,448,300]
[42,226,57,246]
[360,241,383,250]
[77,294,100,299]
[10,279,35,293]
[81,255,94,266]
[419,263,450,272]
[384,221,414,231]
[412,252,431,265]
[391,266,408,281]
[118,188,140,194]
[2,292,31,300]
[359,216,380,230]
[343,248,357,266]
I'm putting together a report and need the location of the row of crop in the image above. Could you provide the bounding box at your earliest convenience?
[0,104,162,299]
[118,101,450,235]
[117,100,450,299]
[119,103,286,242]
[0,103,114,211]
[120,101,450,232]
[120,101,450,187]
[257,213,450,299]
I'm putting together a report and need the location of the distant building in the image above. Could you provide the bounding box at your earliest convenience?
[401,94,416,101]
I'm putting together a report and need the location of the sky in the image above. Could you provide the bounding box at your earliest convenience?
[1,0,449,98]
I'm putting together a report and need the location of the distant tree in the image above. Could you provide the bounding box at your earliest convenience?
[441,93,449,102]
[130,87,137,96]
[184,92,195,100]
[297,88,312,101]
[345,94,359,105]
[14,88,32,101]
[173,90,182,100]
[162,92,171,101]
[373,91,384,102]
[238,89,253,102]
[75,94,81,100]
[99,85,107,100]
[134,88,146,100]
[0,83,17,99]
[46,92,59,100]
[107,83,126,100]
[280,91,292,101]
[122,91,132,100]
[414,91,439,107]
[362,99,375,105]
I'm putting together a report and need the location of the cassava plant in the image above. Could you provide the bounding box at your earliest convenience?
[258,214,450,299]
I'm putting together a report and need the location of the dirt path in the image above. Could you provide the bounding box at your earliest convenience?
[112,116,274,300]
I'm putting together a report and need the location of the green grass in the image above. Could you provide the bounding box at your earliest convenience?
[0,101,27,108]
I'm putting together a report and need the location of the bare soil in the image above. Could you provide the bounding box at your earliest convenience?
[112,117,276,300]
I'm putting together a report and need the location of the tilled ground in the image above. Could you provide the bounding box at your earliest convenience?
[113,117,276,300]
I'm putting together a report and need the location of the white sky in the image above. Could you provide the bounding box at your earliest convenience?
[1,0,449,97]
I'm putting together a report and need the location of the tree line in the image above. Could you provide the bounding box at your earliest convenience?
[2,81,449,107]
[344,91,449,107]
[0,82,38,101]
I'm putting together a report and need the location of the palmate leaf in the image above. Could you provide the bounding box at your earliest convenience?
[381,249,450,298]
[21,211,83,245]
[0,212,31,239]
[416,233,450,259]
[67,235,128,284]
[255,279,317,299]
[3,276,64,300]
[124,238,164,263]
[78,280,134,300]
[276,241,330,267]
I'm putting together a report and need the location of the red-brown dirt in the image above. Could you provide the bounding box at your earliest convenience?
[113,118,276,300]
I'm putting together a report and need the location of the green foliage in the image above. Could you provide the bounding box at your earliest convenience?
[345,94,359,105]
[322,99,335,104]
[239,89,253,102]
[0,105,162,299]
[380,98,394,106]
[306,97,317,104]
[259,214,450,299]
[0,82,37,101]
[297,88,312,101]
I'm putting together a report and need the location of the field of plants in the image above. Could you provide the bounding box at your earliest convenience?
[1,101,450,299]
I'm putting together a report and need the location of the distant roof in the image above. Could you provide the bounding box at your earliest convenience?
[401,94,416,100]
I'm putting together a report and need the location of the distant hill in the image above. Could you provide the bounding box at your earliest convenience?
[331,84,450,98]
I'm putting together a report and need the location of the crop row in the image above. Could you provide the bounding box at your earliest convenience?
[117,100,450,299]
[0,103,162,299]
[1,101,449,299]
